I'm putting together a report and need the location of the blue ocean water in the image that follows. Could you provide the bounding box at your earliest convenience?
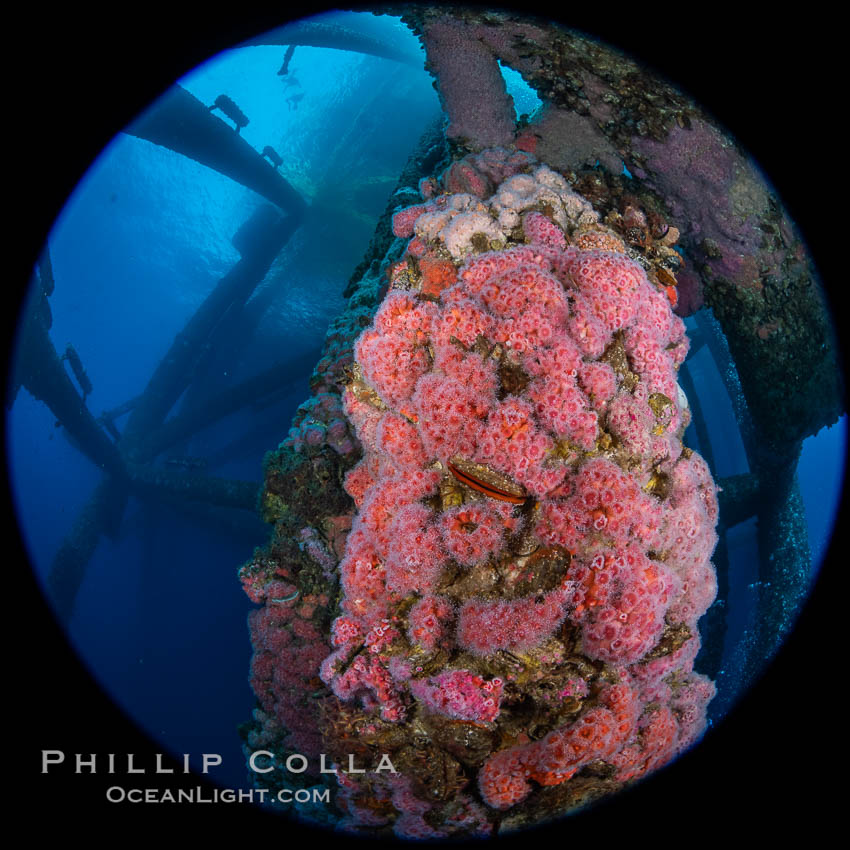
[7,9,846,801]
[9,11,440,790]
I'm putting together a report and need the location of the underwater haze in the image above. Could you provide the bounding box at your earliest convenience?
[11,11,444,789]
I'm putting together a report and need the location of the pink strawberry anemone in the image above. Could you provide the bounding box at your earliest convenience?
[270,148,719,838]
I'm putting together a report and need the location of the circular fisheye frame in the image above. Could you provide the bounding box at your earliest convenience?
[13,5,845,838]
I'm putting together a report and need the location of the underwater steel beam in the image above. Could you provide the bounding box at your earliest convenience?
[139,348,321,460]
[47,465,260,622]
[119,205,299,458]
[241,20,424,67]
[692,311,813,685]
[716,473,761,530]
[13,265,126,480]
[47,477,129,623]
[18,334,124,477]
[126,464,260,512]
[680,360,728,683]
[344,114,447,299]
[125,85,307,216]
[693,310,758,462]
[678,361,717,475]
[130,491,269,545]
[45,205,299,623]
[753,442,812,662]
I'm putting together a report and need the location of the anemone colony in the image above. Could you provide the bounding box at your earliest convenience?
[240,147,719,837]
